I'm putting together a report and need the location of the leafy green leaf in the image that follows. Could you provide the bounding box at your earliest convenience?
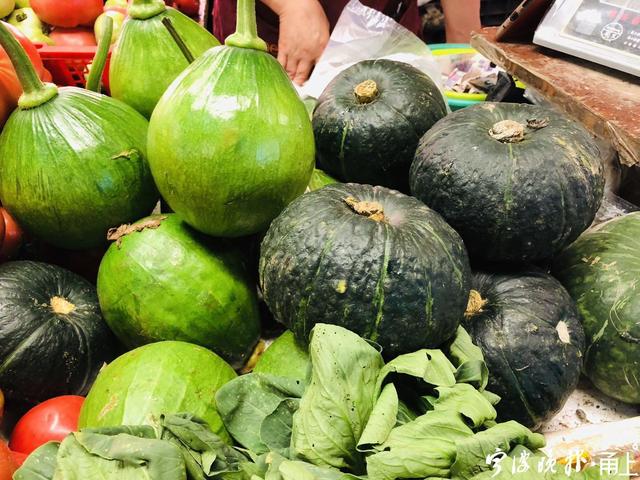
[430,384,497,428]
[357,383,399,452]
[260,398,300,457]
[376,350,457,392]
[446,327,489,391]
[13,441,60,480]
[291,324,384,472]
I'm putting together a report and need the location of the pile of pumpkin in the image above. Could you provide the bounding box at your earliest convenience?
[1,0,639,476]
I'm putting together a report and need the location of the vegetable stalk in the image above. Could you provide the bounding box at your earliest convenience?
[225,0,267,52]
[128,0,166,20]
[0,21,57,109]
[161,17,195,64]
[86,16,114,93]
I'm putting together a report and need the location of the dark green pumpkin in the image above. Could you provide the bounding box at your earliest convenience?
[110,0,220,118]
[553,212,640,404]
[147,0,314,237]
[0,22,158,250]
[0,261,118,403]
[410,103,605,264]
[313,59,447,192]
[259,183,471,357]
[96,214,261,368]
[463,271,585,429]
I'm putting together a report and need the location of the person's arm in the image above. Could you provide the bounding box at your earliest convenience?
[441,0,481,43]
[260,0,330,85]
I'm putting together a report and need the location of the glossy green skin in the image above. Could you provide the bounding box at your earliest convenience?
[313,59,447,193]
[0,261,118,403]
[306,168,338,192]
[410,103,605,264]
[464,271,585,429]
[254,330,310,381]
[78,341,237,442]
[148,45,315,237]
[0,88,158,250]
[553,212,640,404]
[110,7,219,118]
[259,183,471,357]
[97,214,261,369]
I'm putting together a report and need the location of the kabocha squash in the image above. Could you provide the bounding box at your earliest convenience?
[410,103,605,264]
[110,0,219,118]
[147,0,314,237]
[97,214,261,369]
[78,341,237,443]
[0,261,117,403]
[553,212,640,404]
[463,271,585,429]
[313,60,447,192]
[0,22,158,250]
[259,183,471,357]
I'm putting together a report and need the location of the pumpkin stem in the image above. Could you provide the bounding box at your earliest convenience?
[225,0,268,52]
[343,197,386,223]
[465,290,487,318]
[162,17,195,63]
[0,22,58,109]
[51,296,76,315]
[107,216,168,248]
[489,120,525,143]
[240,339,266,374]
[128,0,167,20]
[86,15,113,93]
[354,80,379,104]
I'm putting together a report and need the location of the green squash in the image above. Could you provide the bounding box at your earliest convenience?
[410,103,605,264]
[306,168,338,192]
[109,0,219,118]
[78,341,237,442]
[96,214,261,369]
[463,271,585,429]
[313,59,447,192]
[254,330,310,382]
[147,0,314,237]
[0,261,118,403]
[553,212,640,404]
[0,22,158,250]
[259,183,471,357]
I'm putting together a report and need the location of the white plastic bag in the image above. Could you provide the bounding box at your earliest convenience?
[298,0,445,103]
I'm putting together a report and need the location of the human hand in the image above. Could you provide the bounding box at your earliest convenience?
[274,0,330,85]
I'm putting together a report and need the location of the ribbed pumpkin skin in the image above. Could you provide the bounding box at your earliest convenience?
[110,8,219,118]
[464,271,585,429]
[410,103,605,264]
[78,341,237,443]
[553,212,640,404]
[313,60,447,192]
[148,46,315,237]
[259,183,471,357]
[97,214,261,369]
[0,261,118,403]
[0,88,158,250]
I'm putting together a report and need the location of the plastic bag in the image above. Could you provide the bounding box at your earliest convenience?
[298,0,445,104]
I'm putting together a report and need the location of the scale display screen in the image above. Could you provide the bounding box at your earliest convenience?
[534,0,640,76]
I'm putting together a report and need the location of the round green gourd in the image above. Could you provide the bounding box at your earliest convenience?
[147,0,314,237]
[313,59,447,192]
[463,271,585,429]
[109,0,219,118]
[96,214,261,369]
[553,212,640,404]
[306,168,338,192]
[78,341,237,442]
[254,330,310,382]
[410,103,605,264]
[0,261,118,403]
[259,183,471,357]
[0,22,158,250]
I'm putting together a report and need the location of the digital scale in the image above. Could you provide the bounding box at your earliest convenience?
[534,0,640,77]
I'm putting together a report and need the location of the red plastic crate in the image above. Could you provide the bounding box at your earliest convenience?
[36,45,111,92]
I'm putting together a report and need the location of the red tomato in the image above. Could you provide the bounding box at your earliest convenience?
[0,208,23,261]
[49,27,96,46]
[173,0,200,17]
[9,396,84,455]
[10,451,26,467]
[0,389,4,424]
[0,21,50,127]
[31,0,103,28]
[0,442,16,480]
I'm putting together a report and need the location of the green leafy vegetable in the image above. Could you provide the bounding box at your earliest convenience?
[446,326,490,390]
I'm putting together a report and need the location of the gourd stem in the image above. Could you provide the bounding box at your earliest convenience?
[465,290,487,318]
[225,0,268,51]
[354,80,379,104]
[86,16,113,93]
[0,22,58,108]
[489,120,525,143]
[128,0,166,20]
[343,197,386,223]
[162,17,195,63]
